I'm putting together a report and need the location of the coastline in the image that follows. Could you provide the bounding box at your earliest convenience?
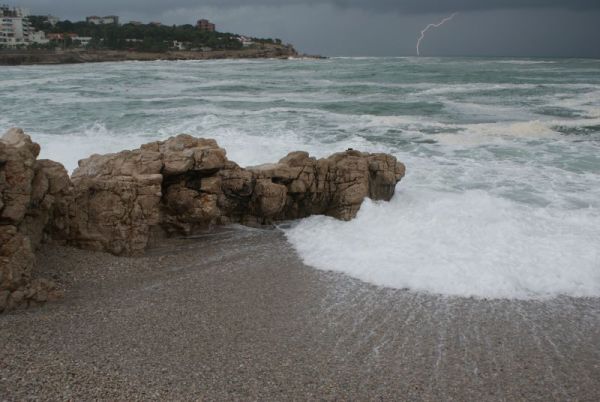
[0,45,306,66]
[1,226,599,400]
[1,56,599,400]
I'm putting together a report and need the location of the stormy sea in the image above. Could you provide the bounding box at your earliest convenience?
[2,57,600,399]
[3,57,598,299]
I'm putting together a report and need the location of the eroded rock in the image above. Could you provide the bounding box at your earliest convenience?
[0,129,67,312]
[1,128,406,312]
[71,134,405,251]
[68,135,229,253]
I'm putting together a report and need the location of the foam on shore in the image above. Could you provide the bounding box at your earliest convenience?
[284,188,600,300]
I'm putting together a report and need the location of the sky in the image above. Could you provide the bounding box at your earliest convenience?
[12,0,600,57]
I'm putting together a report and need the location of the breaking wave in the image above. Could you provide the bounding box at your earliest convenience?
[2,57,599,299]
[285,189,600,300]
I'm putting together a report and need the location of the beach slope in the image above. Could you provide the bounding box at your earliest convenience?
[1,227,598,400]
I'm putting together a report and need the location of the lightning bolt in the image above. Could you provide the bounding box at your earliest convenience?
[416,13,458,56]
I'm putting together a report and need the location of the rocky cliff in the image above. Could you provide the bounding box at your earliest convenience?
[0,128,405,312]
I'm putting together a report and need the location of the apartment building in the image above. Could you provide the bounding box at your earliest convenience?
[0,5,47,48]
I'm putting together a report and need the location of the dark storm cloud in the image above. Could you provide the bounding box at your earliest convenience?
[13,0,600,57]
[215,0,600,12]
[16,0,600,16]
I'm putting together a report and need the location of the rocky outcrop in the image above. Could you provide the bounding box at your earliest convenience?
[70,135,405,255]
[0,128,405,312]
[0,129,68,313]
[67,136,226,254]
[247,150,404,222]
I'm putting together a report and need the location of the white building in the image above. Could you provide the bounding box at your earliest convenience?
[86,15,119,25]
[28,30,48,44]
[73,36,92,47]
[237,36,255,47]
[172,40,188,51]
[1,6,28,47]
[0,6,47,48]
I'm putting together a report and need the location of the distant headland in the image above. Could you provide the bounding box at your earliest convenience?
[0,5,317,65]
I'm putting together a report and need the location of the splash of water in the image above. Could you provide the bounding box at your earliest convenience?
[416,13,458,56]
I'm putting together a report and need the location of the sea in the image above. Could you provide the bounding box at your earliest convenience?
[1,57,599,300]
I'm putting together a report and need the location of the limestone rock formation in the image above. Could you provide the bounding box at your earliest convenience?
[69,135,227,254]
[247,150,405,222]
[0,129,68,313]
[1,128,405,312]
[70,134,405,255]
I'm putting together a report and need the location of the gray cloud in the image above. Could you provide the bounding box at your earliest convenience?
[16,0,600,16]
[11,1,600,57]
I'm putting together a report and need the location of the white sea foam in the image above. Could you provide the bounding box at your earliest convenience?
[285,188,600,299]
[542,90,600,118]
[32,119,377,173]
[417,83,539,96]
[441,100,536,122]
[437,120,558,145]
[432,117,600,146]
[496,60,557,65]
[3,58,599,301]
[35,123,155,173]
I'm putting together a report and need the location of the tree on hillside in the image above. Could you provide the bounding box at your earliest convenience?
[29,20,281,52]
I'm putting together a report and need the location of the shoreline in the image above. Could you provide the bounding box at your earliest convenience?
[0,46,316,66]
[1,226,599,399]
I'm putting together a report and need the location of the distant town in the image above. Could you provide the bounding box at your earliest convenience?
[0,4,285,52]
